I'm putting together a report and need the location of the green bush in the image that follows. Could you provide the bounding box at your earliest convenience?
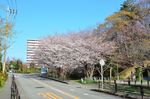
[135,67,143,81]
[16,68,40,74]
[0,72,8,88]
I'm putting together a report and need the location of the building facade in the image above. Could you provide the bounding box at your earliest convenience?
[26,40,40,67]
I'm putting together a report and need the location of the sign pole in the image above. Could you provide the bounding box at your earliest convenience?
[99,59,105,90]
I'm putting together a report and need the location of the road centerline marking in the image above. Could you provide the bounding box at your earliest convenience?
[46,93,57,99]
[32,78,78,99]
[70,89,75,91]
[83,93,88,96]
[39,93,51,99]
[49,92,63,99]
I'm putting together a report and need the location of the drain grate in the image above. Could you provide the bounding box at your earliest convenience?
[76,86,82,88]
[35,86,44,88]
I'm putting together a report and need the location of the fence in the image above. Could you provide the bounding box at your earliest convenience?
[11,75,20,99]
[98,80,150,99]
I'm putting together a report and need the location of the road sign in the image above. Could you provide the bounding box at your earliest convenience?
[100,59,105,66]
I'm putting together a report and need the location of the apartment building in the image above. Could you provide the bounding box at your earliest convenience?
[26,40,40,66]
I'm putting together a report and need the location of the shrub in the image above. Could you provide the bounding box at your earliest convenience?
[0,72,8,87]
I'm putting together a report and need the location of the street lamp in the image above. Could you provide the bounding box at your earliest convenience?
[99,59,105,90]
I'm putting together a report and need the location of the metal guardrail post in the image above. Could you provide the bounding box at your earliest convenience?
[0,80,1,87]
[128,78,130,86]
[140,86,144,99]
[11,74,20,99]
[114,80,117,93]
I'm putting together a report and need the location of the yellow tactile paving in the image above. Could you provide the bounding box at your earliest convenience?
[38,92,63,99]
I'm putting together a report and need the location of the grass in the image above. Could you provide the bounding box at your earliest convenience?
[76,79,98,84]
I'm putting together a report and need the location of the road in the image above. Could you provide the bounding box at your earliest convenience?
[14,73,122,99]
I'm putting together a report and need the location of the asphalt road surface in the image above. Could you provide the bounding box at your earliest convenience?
[14,74,122,99]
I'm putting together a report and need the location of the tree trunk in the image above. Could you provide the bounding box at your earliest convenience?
[110,67,112,80]
[89,69,94,80]
[86,67,94,80]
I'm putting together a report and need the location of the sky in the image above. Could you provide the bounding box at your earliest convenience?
[1,0,125,62]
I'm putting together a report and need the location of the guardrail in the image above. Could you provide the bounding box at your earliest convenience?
[11,75,20,99]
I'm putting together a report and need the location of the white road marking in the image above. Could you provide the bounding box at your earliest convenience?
[70,89,75,91]
[31,78,79,99]
[83,93,88,95]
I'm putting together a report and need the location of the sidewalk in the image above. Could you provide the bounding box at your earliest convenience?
[0,74,12,99]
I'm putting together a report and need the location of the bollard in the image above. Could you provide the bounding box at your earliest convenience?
[81,78,84,83]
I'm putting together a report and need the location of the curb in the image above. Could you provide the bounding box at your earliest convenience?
[39,76,69,84]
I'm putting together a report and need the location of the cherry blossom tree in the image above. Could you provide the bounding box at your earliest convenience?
[35,31,115,80]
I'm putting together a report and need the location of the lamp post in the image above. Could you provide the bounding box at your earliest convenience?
[99,59,105,90]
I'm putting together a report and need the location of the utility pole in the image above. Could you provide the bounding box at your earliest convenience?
[3,16,8,73]
[2,6,10,73]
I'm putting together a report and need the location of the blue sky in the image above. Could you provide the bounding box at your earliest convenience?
[5,0,124,62]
